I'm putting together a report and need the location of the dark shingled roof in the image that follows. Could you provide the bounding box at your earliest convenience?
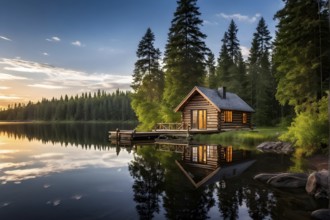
[196,86,255,112]
[175,86,255,113]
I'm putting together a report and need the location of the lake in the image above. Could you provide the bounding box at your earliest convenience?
[0,123,327,220]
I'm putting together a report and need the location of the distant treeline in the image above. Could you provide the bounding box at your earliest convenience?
[0,89,137,121]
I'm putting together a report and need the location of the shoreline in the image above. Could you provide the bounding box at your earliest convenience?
[0,120,138,124]
[306,154,329,171]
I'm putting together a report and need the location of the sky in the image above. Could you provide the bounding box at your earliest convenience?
[0,0,283,109]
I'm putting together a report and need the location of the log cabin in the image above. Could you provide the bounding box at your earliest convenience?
[174,86,255,132]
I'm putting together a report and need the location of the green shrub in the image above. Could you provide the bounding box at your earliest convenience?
[279,96,329,156]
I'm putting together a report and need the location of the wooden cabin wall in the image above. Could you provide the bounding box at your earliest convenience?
[219,111,252,130]
[181,93,219,130]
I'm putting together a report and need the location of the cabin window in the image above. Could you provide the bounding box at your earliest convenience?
[224,111,232,122]
[192,146,207,163]
[226,146,233,162]
[207,145,217,159]
[198,145,207,164]
[192,147,198,162]
[242,113,247,124]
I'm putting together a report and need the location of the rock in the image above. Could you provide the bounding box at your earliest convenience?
[254,172,308,188]
[311,209,330,220]
[256,141,294,154]
[253,173,279,183]
[267,173,308,188]
[306,169,329,199]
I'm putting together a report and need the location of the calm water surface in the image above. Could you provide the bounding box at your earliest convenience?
[0,123,327,220]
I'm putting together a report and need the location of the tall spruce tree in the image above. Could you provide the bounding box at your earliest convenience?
[247,17,275,125]
[227,20,241,64]
[216,32,232,87]
[216,20,246,98]
[273,0,330,110]
[131,28,164,130]
[274,0,330,154]
[206,52,217,88]
[162,0,209,121]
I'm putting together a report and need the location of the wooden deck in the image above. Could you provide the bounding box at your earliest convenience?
[109,129,189,141]
[109,123,220,142]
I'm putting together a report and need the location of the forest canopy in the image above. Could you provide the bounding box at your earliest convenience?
[0,89,136,122]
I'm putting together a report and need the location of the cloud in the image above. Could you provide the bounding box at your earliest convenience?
[43,52,49,56]
[203,20,219,26]
[71,40,84,47]
[28,84,67,89]
[0,95,21,100]
[218,13,261,23]
[0,73,27,80]
[0,146,132,183]
[0,36,12,41]
[46,36,61,42]
[0,86,10,90]
[240,46,250,60]
[0,58,132,91]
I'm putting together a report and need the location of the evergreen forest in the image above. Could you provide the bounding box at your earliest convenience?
[0,90,136,121]
[131,0,329,154]
[0,0,329,155]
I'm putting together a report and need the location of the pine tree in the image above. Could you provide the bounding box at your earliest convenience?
[273,0,330,110]
[216,32,231,87]
[247,17,275,125]
[162,0,209,121]
[226,20,241,64]
[131,28,164,130]
[274,0,329,153]
[206,52,216,88]
[216,21,246,98]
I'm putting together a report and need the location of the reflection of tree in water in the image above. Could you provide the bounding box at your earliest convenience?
[163,184,215,219]
[0,122,136,151]
[162,161,215,219]
[244,185,276,219]
[217,180,277,220]
[128,146,165,220]
[217,182,240,220]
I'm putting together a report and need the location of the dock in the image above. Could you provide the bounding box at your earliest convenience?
[109,123,221,142]
[109,128,189,141]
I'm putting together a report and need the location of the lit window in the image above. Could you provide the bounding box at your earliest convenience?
[226,146,233,162]
[242,113,247,124]
[224,111,232,122]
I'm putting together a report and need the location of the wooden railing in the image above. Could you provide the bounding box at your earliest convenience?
[154,123,187,131]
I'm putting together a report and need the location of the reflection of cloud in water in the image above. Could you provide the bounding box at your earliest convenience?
[0,202,11,208]
[47,199,61,206]
[0,161,34,169]
[71,194,83,200]
[32,153,65,159]
[0,148,132,183]
[0,155,13,159]
[43,184,51,188]
[0,149,20,154]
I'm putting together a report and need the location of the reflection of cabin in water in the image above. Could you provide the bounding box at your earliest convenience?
[176,145,255,188]
[174,86,255,132]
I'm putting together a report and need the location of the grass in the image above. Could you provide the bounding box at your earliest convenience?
[194,127,287,147]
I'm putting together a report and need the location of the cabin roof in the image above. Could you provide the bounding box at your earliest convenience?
[175,86,255,112]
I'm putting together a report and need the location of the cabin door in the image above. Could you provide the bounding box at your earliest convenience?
[191,110,207,129]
